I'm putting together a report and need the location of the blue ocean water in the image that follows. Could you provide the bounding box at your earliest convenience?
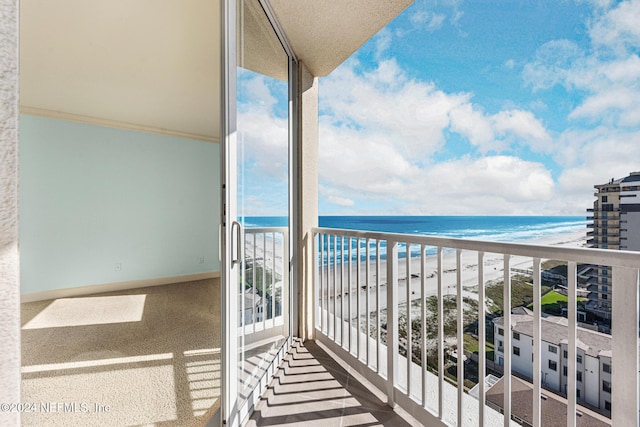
[243,216,586,244]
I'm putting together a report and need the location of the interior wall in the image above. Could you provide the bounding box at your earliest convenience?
[19,115,220,296]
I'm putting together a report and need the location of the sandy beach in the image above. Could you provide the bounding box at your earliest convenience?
[245,228,588,317]
[316,230,588,318]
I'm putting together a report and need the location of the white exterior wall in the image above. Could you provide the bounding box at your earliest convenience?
[584,354,600,408]
[542,343,561,392]
[599,355,612,415]
[493,324,505,364]
[620,189,640,251]
[575,348,586,401]
[559,345,589,402]
[492,318,616,413]
[511,333,534,379]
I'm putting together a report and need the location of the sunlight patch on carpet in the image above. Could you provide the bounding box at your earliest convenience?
[22,353,174,374]
[22,365,177,426]
[185,351,221,416]
[23,294,147,329]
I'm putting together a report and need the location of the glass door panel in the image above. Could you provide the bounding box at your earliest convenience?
[235,0,290,418]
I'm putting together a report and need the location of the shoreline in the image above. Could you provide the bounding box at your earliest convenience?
[244,228,588,313]
[316,230,588,315]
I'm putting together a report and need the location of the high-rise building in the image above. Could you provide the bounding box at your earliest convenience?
[586,172,640,319]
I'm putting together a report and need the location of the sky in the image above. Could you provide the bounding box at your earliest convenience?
[239,0,640,216]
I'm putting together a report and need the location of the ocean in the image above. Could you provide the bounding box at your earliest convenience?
[243,216,586,244]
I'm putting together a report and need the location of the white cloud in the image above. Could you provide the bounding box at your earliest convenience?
[589,0,640,52]
[491,110,552,151]
[320,59,468,159]
[520,0,640,213]
[321,59,552,160]
[317,56,559,214]
[554,128,640,209]
[449,103,495,149]
[523,39,584,91]
[410,10,446,31]
[327,195,355,207]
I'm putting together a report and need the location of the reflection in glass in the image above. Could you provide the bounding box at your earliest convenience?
[236,0,289,407]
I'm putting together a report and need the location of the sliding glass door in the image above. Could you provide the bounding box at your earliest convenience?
[221,1,292,425]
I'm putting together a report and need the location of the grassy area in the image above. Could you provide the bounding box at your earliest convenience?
[528,290,587,314]
[463,333,495,362]
[464,333,479,353]
[485,275,552,313]
[541,260,566,270]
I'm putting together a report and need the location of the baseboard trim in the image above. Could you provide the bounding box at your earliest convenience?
[21,271,221,303]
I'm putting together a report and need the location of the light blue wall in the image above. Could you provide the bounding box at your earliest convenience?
[19,115,220,294]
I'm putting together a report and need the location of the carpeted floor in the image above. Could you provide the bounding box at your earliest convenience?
[20,278,221,427]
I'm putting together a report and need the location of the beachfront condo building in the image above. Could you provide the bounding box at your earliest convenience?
[586,172,640,320]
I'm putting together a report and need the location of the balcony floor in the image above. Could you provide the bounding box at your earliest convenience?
[244,339,416,427]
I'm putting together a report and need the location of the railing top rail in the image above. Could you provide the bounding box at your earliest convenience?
[312,226,640,269]
[245,226,288,234]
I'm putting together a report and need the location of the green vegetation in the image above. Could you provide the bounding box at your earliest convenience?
[242,264,278,296]
[463,333,495,362]
[541,260,566,270]
[527,290,587,315]
[464,333,479,353]
[485,275,552,313]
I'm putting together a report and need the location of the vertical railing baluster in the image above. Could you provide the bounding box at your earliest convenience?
[348,237,353,353]
[532,257,541,427]
[611,266,640,426]
[323,234,331,336]
[376,239,381,373]
[567,261,577,427]
[421,245,427,408]
[356,238,361,360]
[366,238,371,366]
[437,247,444,420]
[272,232,276,322]
[314,232,319,334]
[478,251,485,427]
[318,233,329,335]
[339,236,345,347]
[262,233,267,330]
[333,234,338,343]
[503,254,511,427]
[456,249,463,426]
[387,239,399,407]
[252,232,257,333]
[407,243,412,396]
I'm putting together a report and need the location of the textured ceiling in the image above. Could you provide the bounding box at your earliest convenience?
[271,0,413,77]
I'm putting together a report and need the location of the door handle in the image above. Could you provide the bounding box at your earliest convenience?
[231,221,243,266]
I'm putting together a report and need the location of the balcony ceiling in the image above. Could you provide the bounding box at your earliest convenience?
[19,0,410,141]
[270,0,413,77]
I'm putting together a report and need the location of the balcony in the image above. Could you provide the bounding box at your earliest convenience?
[306,227,640,426]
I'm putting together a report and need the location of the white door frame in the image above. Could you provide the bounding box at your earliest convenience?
[220,1,298,425]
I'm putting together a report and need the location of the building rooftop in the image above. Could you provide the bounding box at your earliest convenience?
[493,311,614,358]
[486,376,611,427]
[621,172,640,183]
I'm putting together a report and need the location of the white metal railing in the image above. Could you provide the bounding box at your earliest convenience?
[241,227,288,336]
[312,227,640,427]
